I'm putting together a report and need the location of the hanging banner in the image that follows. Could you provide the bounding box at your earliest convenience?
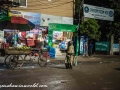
[84,4,114,21]
[53,31,63,40]
[23,12,40,26]
[41,14,62,26]
[62,17,73,25]
[9,10,41,26]
[80,36,84,55]
[48,30,53,47]
[41,14,73,26]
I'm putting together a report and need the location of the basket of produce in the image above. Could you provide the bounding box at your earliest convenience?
[5,47,31,55]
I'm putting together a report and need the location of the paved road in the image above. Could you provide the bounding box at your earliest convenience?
[1,54,119,63]
[0,55,120,90]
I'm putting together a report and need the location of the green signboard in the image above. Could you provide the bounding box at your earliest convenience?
[48,23,77,47]
[48,30,53,46]
[95,41,110,51]
[48,23,77,32]
[0,8,8,20]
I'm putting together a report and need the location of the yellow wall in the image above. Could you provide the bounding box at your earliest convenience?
[10,0,74,17]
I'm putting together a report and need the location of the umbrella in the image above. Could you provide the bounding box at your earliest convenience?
[0,16,35,31]
[0,16,35,46]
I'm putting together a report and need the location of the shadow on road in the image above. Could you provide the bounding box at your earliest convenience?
[51,67,66,69]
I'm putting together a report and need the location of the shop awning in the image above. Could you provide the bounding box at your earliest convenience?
[0,16,35,31]
[48,23,77,32]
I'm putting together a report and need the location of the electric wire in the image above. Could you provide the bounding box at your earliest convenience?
[28,1,73,7]
[35,0,60,5]
[16,1,73,10]
[11,0,74,16]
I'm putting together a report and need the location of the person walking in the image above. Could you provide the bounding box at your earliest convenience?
[83,41,88,56]
[89,41,93,56]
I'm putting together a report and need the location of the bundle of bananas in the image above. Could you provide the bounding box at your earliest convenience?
[17,46,30,50]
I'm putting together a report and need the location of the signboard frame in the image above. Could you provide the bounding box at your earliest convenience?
[84,4,114,21]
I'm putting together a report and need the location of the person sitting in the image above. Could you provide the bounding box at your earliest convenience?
[17,39,25,47]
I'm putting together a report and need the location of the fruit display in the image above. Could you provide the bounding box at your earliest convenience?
[6,46,31,55]
[17,45,31,50]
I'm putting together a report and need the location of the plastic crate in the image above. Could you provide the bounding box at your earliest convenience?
[50,55,55,58]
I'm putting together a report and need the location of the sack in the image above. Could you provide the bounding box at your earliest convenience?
[73,56,77,66]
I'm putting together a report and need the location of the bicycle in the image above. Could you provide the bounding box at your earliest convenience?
[4,48,49,69]
[23,49,48,67]
[4,48,31,69]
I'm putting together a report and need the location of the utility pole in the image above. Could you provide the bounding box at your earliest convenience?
[118,38,120,55]
[73,0,75,20]
[76,0,82,56]
[73,0,84,56]
[110,35,114,55]
[77,0,84,56]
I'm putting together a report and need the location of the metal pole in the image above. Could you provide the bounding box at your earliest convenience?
[110,35,114,55]
[77,0,83,56]
[118,38,120,55]
[76,1,81,56]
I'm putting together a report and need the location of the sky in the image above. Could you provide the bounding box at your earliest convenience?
[84,0,110,8]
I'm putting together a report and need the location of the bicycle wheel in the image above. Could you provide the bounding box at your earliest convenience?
[9,55,17,69]
[38,53,47,67]
[9,55,24,69]
[4,55,11,68]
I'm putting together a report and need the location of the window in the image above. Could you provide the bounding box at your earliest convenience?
[12,0,27,7]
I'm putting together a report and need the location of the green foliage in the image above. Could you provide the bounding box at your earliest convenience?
[80,18,101,40]
[0,0,20,9]
[108,0,120,37]
[75,0,82,13]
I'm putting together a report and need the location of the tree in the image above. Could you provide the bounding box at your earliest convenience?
[107,0,120,38]
[0,0,20,21]
[74,0,101,40]
[80,18,101,40]
[0,0,19,10]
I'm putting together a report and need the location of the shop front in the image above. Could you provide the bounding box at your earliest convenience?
[0,10,48,57]
[48,23,78,56]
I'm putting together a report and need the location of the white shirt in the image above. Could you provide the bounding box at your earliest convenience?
[17,43,25,47]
